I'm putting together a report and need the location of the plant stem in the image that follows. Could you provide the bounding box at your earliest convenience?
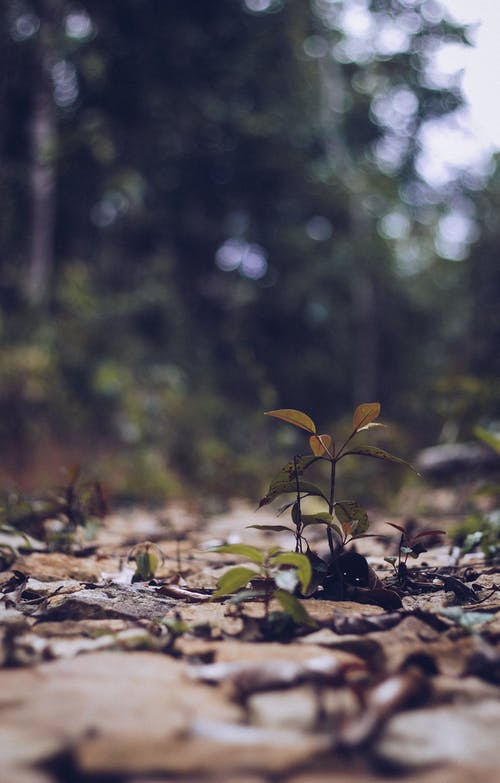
[327,459,337,556]
[293,455,303,553]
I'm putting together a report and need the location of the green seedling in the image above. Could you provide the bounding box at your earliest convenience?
[211,543,316,628]
[451,511,500,562]
[255,403,413,556]
[128,541,165,581]
[384,522,445,587]
[0,503,33,570]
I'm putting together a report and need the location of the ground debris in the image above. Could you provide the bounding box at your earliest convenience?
[0,499,498,782]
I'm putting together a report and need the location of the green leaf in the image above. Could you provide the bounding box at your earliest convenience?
[334,501,369,536]
[300,512,344,540]
[135,550,159,579]
[352,402,380,432]
[300,512,332,527]
[246,524,296,534]
[474,426,500,455]
[210,544,265,564]
[270,551,311,593]
[339,445,416,471]
[265,409,316,434]
[258,479,328,508]
[274,589,317,627]
[269,456,319,488]
[212,566,258,598]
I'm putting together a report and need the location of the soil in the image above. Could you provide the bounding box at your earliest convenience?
[0,488,499,783]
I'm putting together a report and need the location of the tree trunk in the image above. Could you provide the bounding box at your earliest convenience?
[350,262,378,403]
[318,57,378,404]
[26,0,57,307]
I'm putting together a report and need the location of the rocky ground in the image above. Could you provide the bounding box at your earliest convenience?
[0,489,499,783]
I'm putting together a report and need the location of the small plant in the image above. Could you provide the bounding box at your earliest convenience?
[451,511,500,562]
[249,404,415,594]
[211,543,316,628]
[384,522,445,586]
[449,426,500,563]
[2,466,107,551]
[128,541,165,581]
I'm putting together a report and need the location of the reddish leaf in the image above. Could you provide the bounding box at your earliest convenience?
[309,434,333,456]
[265,409,316,434]
[352,402,380,432]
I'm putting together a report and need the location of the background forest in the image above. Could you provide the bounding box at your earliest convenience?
[1,0,500,503]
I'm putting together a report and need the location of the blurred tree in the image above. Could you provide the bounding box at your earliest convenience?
[0,0,496,496]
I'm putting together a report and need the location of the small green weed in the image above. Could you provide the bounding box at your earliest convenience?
[1,466,107,551]
[384,521,445,586]
[211,543,316,629]
[128,541,165,581]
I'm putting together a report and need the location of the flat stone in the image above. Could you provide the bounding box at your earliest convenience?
[76,721,331,776]
[247,685,319,730]
[39,582,176,621]
[375,700,500,772]
[0,651,242,775]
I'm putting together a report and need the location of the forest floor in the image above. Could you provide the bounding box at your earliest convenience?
[0,486,499,783]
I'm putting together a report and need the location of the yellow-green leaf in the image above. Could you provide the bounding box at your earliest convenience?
[474,426,500,455]
[211,544,265,564]
[352,402,380,432]
[274,590,317,627]
[265,409,316,434]
[212,566,258,598]
[309,434,333,456]
[135,551,159,579]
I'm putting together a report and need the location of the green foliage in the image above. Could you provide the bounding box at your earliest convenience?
[211,544,316,629]
[1,467,107,551]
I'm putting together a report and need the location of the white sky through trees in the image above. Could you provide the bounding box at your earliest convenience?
[422,0,500,185]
